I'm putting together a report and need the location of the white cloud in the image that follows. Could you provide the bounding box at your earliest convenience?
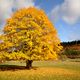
[13,0,35,10]
[0,0,13,23]
[0,0,35,26]
[50,0,80,24]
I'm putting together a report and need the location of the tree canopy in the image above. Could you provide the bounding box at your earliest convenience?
[0,7,62,61]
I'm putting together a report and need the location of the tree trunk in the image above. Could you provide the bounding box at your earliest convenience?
[25,60,33,69]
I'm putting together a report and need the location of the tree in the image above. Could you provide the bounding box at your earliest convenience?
[0,7,62,69]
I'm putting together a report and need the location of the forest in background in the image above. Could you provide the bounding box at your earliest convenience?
[60,40,80,59]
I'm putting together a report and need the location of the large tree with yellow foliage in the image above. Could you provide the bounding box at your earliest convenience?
[0,7,62,69]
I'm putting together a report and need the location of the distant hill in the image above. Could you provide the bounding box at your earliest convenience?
[61,40,80,50]
[60,40,80,59]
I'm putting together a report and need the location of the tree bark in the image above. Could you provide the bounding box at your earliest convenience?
[25,60,33,69]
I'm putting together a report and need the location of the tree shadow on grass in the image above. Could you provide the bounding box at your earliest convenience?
[0,65,38,71]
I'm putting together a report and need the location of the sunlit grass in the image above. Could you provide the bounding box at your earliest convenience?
[0,60,80,80]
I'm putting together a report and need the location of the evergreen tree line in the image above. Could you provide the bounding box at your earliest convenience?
[61,40,80,46]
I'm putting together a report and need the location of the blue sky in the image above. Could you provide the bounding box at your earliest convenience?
[0,0,80,42]
[35,0,64,13]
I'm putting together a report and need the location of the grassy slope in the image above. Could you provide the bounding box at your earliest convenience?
[0,60,80,80]
[64,44,80,51]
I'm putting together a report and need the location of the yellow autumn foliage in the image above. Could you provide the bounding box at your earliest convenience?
[0,7,62,61]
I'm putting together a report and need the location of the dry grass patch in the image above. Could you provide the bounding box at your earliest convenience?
[0,60,80,80]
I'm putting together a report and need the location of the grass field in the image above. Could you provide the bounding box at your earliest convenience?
[0,60,80,80]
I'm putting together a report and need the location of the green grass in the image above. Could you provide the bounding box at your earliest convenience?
[0,60,80,80]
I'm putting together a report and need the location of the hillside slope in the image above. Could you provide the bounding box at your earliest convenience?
[61,40,80,51]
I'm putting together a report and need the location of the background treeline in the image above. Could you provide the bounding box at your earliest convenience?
[61,40,80,47]
[60,40,80,59]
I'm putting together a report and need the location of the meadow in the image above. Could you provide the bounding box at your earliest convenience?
[0,60,80,80]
